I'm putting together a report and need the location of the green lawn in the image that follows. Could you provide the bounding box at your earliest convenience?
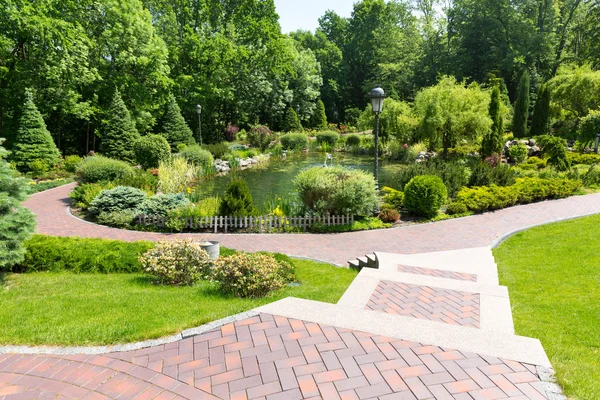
[494,215,600,400]
[0,259,357,346]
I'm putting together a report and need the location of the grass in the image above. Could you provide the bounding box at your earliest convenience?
[0,259,357,346]
[493,215,600,400]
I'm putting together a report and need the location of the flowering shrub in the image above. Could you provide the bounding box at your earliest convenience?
[209,253,295,298]
[139,239,212,285]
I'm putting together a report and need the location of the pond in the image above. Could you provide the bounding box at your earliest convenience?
[193,152,405,207]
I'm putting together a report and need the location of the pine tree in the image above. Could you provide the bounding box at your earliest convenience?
[311,100,328,130]
[282,107,302,132]
[162,95,195,149]
[0,139,36,270]
[512,71,530,138]
[530,83,551,136]
[482,86,504,157]
[101,90,140,162]
[218,178,256,217]
[11,89,60,173]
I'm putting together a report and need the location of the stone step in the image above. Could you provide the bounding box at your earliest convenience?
[347,253,378,270]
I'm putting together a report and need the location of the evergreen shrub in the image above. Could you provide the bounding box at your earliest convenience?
[404,175,448,218]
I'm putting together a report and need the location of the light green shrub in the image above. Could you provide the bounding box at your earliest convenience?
[134,134,171,169]
[316,131,339,147]
[219,179,257,217]
[63,155,83,173]
[404,175,448,218]
[509,144,529,164]
[76,156,133,183]
[179,145,214,166]
[69,182,115,210]
[280,133,309,150]
[96,210,137,229]
[381,186,404,209]
[166,197,220,231]
[202,143,230,160]
[88,186,147,215]
[157,157,196,194]
[346,134,361,147]
[446,202,468,215]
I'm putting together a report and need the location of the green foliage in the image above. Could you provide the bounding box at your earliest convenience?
[202,143,231,160]
[96,210,137,229]
[63,155,83,173]
[468,163,516,188]
[294,166,378,216]
[446,202,468,215]
[311,100,328,130]
[280,133,308,150]
[315,131,339,147]
[28,178,74,194]
[16,235,153,273]
[219,178,257,217]
[75,156,133,183]
[395,161,468,198]
[378,208,400,223]
[157,157,196,194]
[582,165,600,187]
[403,175,448,218]
[166,197,220,231]
[358,99,418,143]
[138,193,190,217]
[524,156,547,170]
[140,239,212,286]
[113,168,158,192]
[11,89,60,174]
[345,134,361,147]
[309,217,390,233]
[567,153,600,165]
[513,71,530,138]
[134,134,171,169]
[481,86,504,157]
[179,145,214,166]
[530,83,551,136]
[69,182,115,210]
[282,107,302,132]
[100,90,140,162]
[161,95,195,149]
[210,253,295,298]
[88,186,147,215]
[579,109,600,147]
[381,186,404,209]
[248,126,274,151]
[509,144,529,164]
[539,135,570,171]
[0,139,36,269]
[548,65,600,122]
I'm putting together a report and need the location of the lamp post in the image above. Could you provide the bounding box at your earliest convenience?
[595,134,600,154]
[196,104,203,146]
[370,88,385,193]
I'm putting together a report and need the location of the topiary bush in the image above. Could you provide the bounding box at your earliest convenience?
[404,175,448,218]
[248,125,273,151]
[203,143,231,160]
[346,134,361,147]
[219,178,257,216]
[138,193,190,217]
[294,166,378,216]
[139,239,212,286]
[316,131,340,147]
[88,186,147,215]
[179,145,214,166]
[509,144,529,164]
[76,156,133,183]
[209,252,295,298]
[280,133,309,150]
[134,135,171,169]
[378,208,400,223]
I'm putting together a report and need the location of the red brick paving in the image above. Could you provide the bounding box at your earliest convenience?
[365,281,481,328]
[397,265,478,282]
[0,314,548,399]
[23,183,600,265]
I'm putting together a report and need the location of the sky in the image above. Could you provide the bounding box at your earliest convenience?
[274,0,354,33]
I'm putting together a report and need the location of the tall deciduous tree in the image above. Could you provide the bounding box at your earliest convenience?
[101,91,140,162]
[481,86,504,157]
[512,71,530,138]
[530,83,551,136]
[161,95,194,149]
[11,90,61,173]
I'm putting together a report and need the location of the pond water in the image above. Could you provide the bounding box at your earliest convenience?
[193,152,405,207]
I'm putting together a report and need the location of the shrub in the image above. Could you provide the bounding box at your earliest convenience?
[381,186,404,209]
[179,145,214,167]
[579,109,600,146]
[88,186,147,215]
[446,202,468,215]
[138,193,190,217]
[567,152,600,165]
[63,155,82,173]
[378,208,400,223]
[76,156,133,183]
[280,133,308,150]
[96,210,137,229]
[219,179,257,216]
[404,175,448,218]
[100,90,139,162]
[490,164,517,186]
[311,100,328,130]
[509,144,529,164]
[538,135,570,171]
[455,185,518,213]
[69,182,115,210]
[16,235,153,273]
[524,156,547,169]
[346,134,361,147]
[583,165,600,187]
[294,166,378,216]
[157,157,196,194]
[396,161,467,198]
[209,253,295,297]
[316,131,339,147]
[139,239,212,286]
[309,217,390,233]
[513,178,581,203]
[468,162,492,187]
[225,124,240,142]
[134,135,171,169]
[248,125,273,151]
[203,143,230,160]
[282,107,302,132]
[113,168,158,192]
[166,197,220,231]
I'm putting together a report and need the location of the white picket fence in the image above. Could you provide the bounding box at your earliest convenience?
[137,214,354,233]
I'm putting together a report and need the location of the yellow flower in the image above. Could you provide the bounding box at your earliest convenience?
[186,187,192,194]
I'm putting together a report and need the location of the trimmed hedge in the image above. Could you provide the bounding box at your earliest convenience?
[76,156,133,183]
[316,131,339,147]
[280,133,308,150]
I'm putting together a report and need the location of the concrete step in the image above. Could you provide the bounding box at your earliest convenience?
[347,253,378,270]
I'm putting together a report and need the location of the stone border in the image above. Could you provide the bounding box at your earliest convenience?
[0,311,259,356]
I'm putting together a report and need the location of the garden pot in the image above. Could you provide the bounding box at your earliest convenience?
[200,241,220,260]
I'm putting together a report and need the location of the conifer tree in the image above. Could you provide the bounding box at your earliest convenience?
[11,89,60,173]
[282,107,302,132]
[311,100,328,130]
[101,90,140,162]
[512,71,530,138]
[482,86,504,157]
[530,83,551,136]
[162,95,195,149]
[0,138,36,270]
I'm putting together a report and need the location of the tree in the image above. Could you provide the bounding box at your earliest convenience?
[481,86,504,157]
[0,138,36,270]
[530,83,551,136]
[579,110,600,147]
[311,100,328,130]
[161,95,194,149]
[101,90,139,162]
[11,89,61,173]
[513,71,530,138]
[219,178,256,217]
[282,108,302,132]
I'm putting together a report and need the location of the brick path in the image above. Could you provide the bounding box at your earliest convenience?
[22,183,600,265]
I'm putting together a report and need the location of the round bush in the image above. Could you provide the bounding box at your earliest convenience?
[280,133,309,150]
[138,193,190,217]
[446,202,468,215]
[316,131,339,147]
[63,155,83,173]
[179,145,214,166]
[404,175,447,218]
[139,239,212,286]
[134,134,171,169]
[294,166,378,216]
[248,125,273,151]
[378,209,400,223]
[209,253,295,298]
[76,156,134,183]
[346,134,361,147]
[88,186,147,215]
[509,144,528,164]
